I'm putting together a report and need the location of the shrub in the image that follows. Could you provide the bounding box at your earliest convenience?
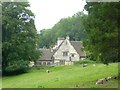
[74,59,96,65]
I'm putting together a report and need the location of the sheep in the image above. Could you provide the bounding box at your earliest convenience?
[46,70,50,73]
[96,78,108,84]
[93,64,96,67]
[107,76,112,80]
[82,64,88,67]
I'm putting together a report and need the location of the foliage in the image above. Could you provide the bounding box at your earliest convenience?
[2,63,118,88]
[83,2,119,64]
[2,2,41,75]
[38,12,87,48]
[74,59,96,65]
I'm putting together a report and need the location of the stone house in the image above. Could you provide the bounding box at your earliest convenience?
[36,36,86,66]
[35,49,54,66]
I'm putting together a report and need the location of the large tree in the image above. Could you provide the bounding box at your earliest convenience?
[83,2,119,64]
[2,2,40,75]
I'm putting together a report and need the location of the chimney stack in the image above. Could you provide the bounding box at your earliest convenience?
[66,36,70,40]
[57,37,64,46]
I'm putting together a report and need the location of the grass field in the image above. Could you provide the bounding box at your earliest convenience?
[2,63,118,88]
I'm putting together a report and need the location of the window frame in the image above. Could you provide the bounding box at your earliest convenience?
[63,51,68,56]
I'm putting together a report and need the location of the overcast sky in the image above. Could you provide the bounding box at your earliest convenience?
[28,0,87,31]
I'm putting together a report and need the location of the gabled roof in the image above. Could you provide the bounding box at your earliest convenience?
[39,39,86,61]
[70,41,86,56]
[39,49,54,60]
[52,40,64,54]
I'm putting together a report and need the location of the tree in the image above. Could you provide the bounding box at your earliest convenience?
[38,12,87,48]
[2,2,41,75]
[83,2,119,64]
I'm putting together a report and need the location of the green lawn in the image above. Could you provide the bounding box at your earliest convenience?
[2,63,118,88]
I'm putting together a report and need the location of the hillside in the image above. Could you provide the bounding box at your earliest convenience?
[2,63,118,88]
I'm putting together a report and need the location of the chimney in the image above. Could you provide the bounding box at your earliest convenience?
[50,47,53,52]
[51,49,53,52]
[57,37,64,46]
[66,36,70,40]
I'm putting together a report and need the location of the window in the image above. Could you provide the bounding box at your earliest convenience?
[39,62,42,65]
[47,62,51,65]
[71,54,74,57]
[63,51,68,56]
[60,60,65,65]
[43,62,46,65]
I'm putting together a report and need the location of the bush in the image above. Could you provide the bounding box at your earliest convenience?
[74,59,96,65]
[2,68,28,76]
[30,65,54,71]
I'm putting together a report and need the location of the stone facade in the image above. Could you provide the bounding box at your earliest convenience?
[36,36,86,66]
[53,37,80,65]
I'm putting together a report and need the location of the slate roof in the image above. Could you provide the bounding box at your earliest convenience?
[39,40,86,61]
[38,49,54,60]
[52,40,64,54]
[70,41,86,56]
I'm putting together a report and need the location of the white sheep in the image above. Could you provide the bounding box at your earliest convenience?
[107,76,112,80]
[46,70,50,73]
[93,64,96,67]
[96,78,108,84]
[82,64,88,67]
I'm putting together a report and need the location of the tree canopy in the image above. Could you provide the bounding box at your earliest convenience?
[83,2,119,64]
[38,12,87,48]
[2,2,41,75]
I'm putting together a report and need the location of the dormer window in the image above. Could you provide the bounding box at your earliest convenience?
[63,51,68,56]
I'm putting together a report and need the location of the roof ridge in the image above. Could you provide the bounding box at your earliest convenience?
[52,39,65,55]
[70,41,85,56]
[70,41,82,42]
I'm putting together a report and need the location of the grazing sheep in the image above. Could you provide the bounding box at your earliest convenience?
[82,64,88,67]
[46,70,50,73]
[96,78,108,84]
[93,64,96,67]
[107,76,112,80]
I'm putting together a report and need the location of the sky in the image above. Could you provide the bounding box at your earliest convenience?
[28,0,87,31]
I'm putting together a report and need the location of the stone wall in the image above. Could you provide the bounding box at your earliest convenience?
[53,38,80,65]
